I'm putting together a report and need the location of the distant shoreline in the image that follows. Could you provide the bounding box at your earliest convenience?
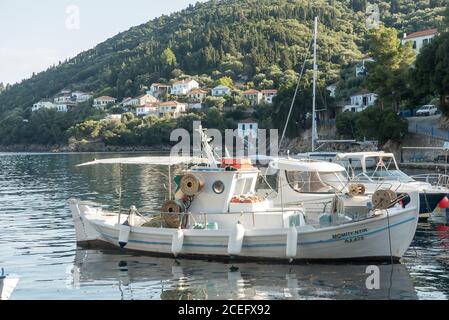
[0,144,173,153]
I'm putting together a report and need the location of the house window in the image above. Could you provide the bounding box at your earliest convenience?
[413,41,417,49]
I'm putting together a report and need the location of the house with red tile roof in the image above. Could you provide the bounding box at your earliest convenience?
[261,89,278,104]
[401,28,438,53]
[243,89,263,106]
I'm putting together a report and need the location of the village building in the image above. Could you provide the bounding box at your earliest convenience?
[344,90,378,112]
[122,93,158,108]
[156,101,186,119]
[326,84,338,98]
[211,85,231,97]
[54,92,72,104]
[401,28,438,53]
[55,104,69,112]
[71,91,93,103]
[148,83,171,99]
[32,101,57,112]
[355,55,375,77]
[171,80,199,95]
[187,89,208,102]
[136,103,158,117]
[93,96,117,109]
[237,120,259,140]
[261,89,278,104]
[243,89,263,106]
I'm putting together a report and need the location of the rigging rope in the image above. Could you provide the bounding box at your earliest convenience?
[279,38,314,148]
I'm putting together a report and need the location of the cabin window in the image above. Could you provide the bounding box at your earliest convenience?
[212,180,225,194]
[286,171,334,193]
[285,170,348,193]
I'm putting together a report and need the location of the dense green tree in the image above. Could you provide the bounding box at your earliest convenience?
[413,32,449,115]
[336,111,358,138]
[216,76,234,88]
[365,25,415,111]
[356,107,408,143]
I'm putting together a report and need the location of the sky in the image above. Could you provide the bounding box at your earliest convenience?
[0,0,203,85]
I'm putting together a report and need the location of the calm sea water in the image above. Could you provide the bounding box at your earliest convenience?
[1,153,449,300]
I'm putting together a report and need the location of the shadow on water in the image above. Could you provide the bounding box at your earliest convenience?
[70,249,418,300]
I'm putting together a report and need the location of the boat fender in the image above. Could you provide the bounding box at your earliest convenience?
[171,229,184,257]
[227,222,245,256]
[118,225,131,249]
[286,226,298,259]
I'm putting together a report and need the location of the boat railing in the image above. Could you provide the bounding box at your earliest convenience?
[117,207,305,229]
[410,173,449,188]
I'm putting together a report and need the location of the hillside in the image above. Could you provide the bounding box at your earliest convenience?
[0,0,447,147]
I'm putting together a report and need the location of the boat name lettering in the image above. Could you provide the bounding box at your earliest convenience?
[332,228,368,240]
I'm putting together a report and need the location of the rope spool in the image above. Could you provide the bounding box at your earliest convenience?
[347,183,366,196]
[180,174,204,196]
[160,200,187,229]
[371,189,397,210]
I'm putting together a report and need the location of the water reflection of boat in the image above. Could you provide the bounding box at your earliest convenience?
[70,249,418,300]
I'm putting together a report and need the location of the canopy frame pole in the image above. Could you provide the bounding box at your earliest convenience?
[118,164,123,225]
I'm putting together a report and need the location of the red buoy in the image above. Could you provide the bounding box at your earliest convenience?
[438,196,449,209]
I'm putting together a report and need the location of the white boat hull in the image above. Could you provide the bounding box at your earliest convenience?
[70,197,419,262]
[0,277,19,300]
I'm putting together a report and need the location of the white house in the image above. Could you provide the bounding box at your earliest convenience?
[54,93,72,104]
[136,104,157,117]
[243,89,263,106]
[188,89,208,101]
[122,94,158,108]
[72,91,93,103]
[237,121,258,140]
[326,84,337,98]
[32,101,56,112]
[171,80,199,95]
[401,28,438,53]
[261,89,278,104]
[148,83,171,99]
[93,96,117,109]
[355,56,375,77]
[55,104,69,112]
[156,101,186,119]
[345,90,378,112]
[211,85,231,97]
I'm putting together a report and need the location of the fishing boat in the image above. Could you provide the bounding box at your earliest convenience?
[258,157,375,222]
[69,128,420,262]
[332,152,449,217]
[0,268,19,300]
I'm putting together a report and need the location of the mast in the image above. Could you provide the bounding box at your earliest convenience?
[311,16,318,152]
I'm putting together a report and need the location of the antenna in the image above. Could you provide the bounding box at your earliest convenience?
[311,16,319,152]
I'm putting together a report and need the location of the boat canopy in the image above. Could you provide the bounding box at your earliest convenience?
[269,158,346,173]
[335,151,394,161]
[77,156,213,167]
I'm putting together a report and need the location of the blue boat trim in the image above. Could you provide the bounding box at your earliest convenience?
[98,216,416,249]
